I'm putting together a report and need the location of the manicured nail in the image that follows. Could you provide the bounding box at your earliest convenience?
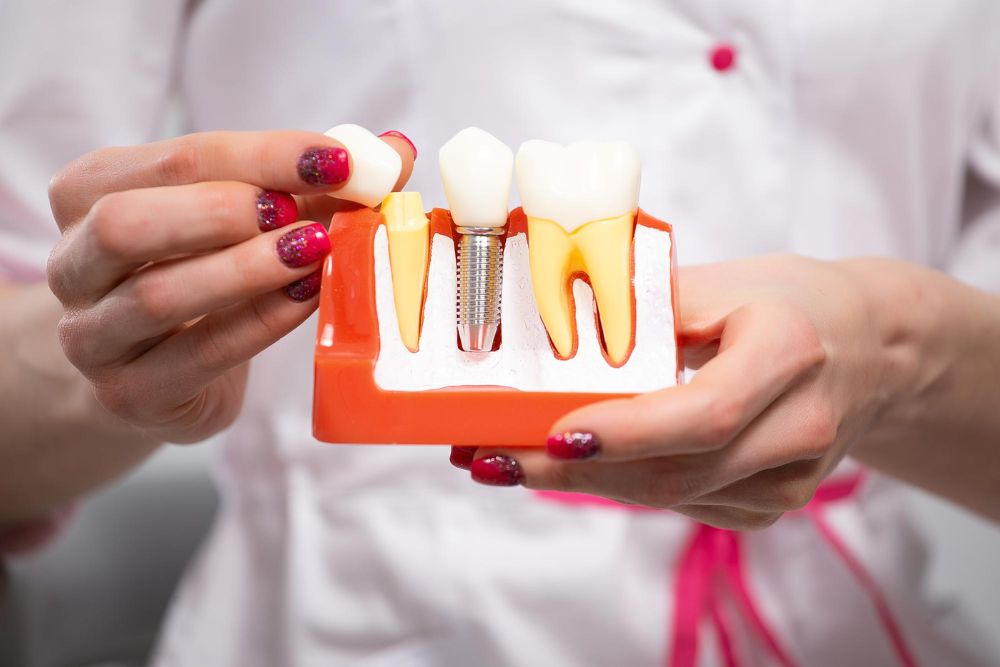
[546,432,600,460]
[450,446,476,470]
[378,130,418,159]
[471,455,524,486]
[284,269,322,302]
[297,146,350,186]
[257,191,299,231]
[276,223,331,267]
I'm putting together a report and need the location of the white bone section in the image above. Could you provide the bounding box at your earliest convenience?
[323,124,402,207]
[372,225,677,393]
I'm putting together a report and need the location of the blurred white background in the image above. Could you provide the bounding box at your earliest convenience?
[2,446,998,666]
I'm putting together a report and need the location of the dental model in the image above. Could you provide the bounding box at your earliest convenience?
[439,128,514,351]
[313,126,680,447]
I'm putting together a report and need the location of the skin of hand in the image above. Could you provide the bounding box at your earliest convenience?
[43,132,415,441]
[2,130,415,526]
[463,255,1000,529]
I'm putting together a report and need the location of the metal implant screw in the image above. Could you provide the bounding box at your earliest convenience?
[455,226,504,352]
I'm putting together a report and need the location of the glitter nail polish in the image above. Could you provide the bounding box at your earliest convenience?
[276,223,331,268]
[378,130,418,159]
[297,146,350,186]
[471,455,524,486]
[257,191,299,231]
[546,432,600,460]
[450,446,477,471]
[284,269,323,302]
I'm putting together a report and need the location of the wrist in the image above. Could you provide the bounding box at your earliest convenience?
[837,257,953,438]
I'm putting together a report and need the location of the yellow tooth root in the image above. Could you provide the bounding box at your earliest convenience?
[527,218,578,359]
[381,192,430,353]
[527,214,635,365]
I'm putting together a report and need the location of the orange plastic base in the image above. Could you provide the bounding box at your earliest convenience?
[313,207,682,447]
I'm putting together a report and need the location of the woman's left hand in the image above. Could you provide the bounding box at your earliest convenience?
[457,255,911,530]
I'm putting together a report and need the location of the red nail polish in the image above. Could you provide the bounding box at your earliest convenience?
[276,223,331,267]
[257,191,299,231]
[284,268,322,302]
[378,130,418,159]
[450,446,476,470]
[546,432,600,460]
[297,146,350,186]
[471,455,524,486]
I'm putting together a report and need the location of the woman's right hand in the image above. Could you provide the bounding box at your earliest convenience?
[46,130,416,443]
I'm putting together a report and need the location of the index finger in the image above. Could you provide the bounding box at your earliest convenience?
[547,301,826,462]
[50,129,416,229]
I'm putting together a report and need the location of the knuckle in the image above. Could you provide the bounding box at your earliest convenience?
[524,461,577,492]
[92,378,134,419]
[638,473,702,508]
[777,482,815,511]
[56,314,92,369]
[155,140,203,184]
[629,478,667,508]
[800,404,838,458]
[46,242,73,302]
[248,293,289,340]
[130,272,176,327]
[701,393,745,446]
[47,166,77,219]
[783,308,827,373]
[203,183,242,227]
[85,194,133,259]
[48,153,95,222]
[188,314,237,374]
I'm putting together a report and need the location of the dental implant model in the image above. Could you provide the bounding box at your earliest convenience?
[439,128,514,352]
[313,125,680,447]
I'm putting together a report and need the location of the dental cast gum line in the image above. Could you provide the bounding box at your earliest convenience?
[376,134,644,367]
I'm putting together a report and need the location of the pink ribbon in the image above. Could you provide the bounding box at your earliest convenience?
[537,471,919,667]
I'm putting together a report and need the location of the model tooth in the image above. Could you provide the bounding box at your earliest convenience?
[516,140,640,364]
[381,192,430,352]
[439,127,513,229]
[440,127,514,352]
[324,124,402,208]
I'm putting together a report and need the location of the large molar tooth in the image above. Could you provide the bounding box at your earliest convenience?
[516,140,640,365]
[381,192,430,352]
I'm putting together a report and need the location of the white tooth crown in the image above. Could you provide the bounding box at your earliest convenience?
[439,127,514,228]
[324,124,402,208]
[515,140,641,231]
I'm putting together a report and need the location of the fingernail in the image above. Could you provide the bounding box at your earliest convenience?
[284,269,322,302]
[378,130,418,159]
[450,446,476,470]
[257,191,299,231]
[277,223,331,267]
[297,146,350,186]
[471,455,524,487]
[546,432,600,460]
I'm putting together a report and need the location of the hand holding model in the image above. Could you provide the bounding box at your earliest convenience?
[466,255,1000,526]
[45,127,416,444]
